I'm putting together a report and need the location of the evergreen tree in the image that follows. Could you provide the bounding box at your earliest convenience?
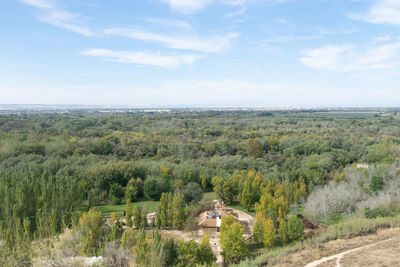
[163,238,178,267]
[285,216,305,242]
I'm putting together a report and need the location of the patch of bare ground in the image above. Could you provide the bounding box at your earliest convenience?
[272,228,400,267]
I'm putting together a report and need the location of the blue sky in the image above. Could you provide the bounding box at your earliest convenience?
[1,0,400,107]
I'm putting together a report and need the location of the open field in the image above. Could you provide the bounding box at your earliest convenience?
[95,200,159,217]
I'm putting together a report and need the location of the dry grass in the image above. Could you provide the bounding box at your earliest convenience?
[245,215,400,267]
[272,228,400,267]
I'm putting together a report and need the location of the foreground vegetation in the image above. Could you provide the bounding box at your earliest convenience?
[1,109,400,265]
[241,214,400,266]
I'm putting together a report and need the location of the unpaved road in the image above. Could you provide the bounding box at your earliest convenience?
[304,237,397,267]
[272,228,400,267]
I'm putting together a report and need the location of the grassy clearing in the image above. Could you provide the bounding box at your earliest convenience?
[241,215,400,266]
[228,204,256,217]
[95,200,159,217]
[200,191,217,203]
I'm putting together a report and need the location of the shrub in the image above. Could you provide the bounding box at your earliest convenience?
[285,216,305,242]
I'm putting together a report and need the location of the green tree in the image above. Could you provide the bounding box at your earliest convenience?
[79,209,105,255]
[246,138,263,158]
[168,192,174,227]
[219,216,248,264]
[160,193,169,228]
[263,219,275,248]
[163,238,178,267]
[240,180,253,211]
[198,233,216,265]
[253,213,265,244]
[149,230,163,266]
[125,199,133,228]
[182,182,203,204]
[133,205,142,229]
[285,216,305,242]
[222,177,239,204]
[173,192,186,229]
[125,178,143,201]
[177,239,199,266]
[121,228,137,249]
[370,175,384,193]
[133,229,149,265]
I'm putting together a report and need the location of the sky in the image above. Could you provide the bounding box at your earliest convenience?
[1,0,400,107]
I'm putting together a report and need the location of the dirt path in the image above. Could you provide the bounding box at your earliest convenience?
[304,237,397,267]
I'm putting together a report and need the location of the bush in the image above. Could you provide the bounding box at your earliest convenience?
[364,206,392,219]
[370,175,384,193]
[285,216,305,242]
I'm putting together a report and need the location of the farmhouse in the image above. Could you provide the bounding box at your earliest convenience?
[197,202,239,233]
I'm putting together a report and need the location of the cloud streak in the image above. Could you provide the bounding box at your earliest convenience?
[81,49,203,68]
[299,42,400,71]
[160,0,213,14]
[18,0,95,36]
[349,0,400,26]
[104,28,240,53]
[160,0,292,14]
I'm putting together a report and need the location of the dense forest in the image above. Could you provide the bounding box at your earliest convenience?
[1,109,400,266]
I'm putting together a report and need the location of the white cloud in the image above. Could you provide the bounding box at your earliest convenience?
[349,0,400,26]
[104,28,240,53]
[160,0,291,14]
[18,0,95,36]
[224,6,247,17]
[160,0,213,14]
[145,18,192,29]
[264,34,321,43]
[300,42,400,71]
[81,49,203,68]
[18,0,54,9]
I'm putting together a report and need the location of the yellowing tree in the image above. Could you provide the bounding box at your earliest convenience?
[198,233,216,265]
[219,216,248,264]
[263,219,275,248]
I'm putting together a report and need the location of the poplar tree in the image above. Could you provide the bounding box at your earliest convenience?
[133,205,142,229]
[160,193,168,228]
[125,199,133,228]
[167,192,174,227]
[240,180,253,211]
[173,192,186,229]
